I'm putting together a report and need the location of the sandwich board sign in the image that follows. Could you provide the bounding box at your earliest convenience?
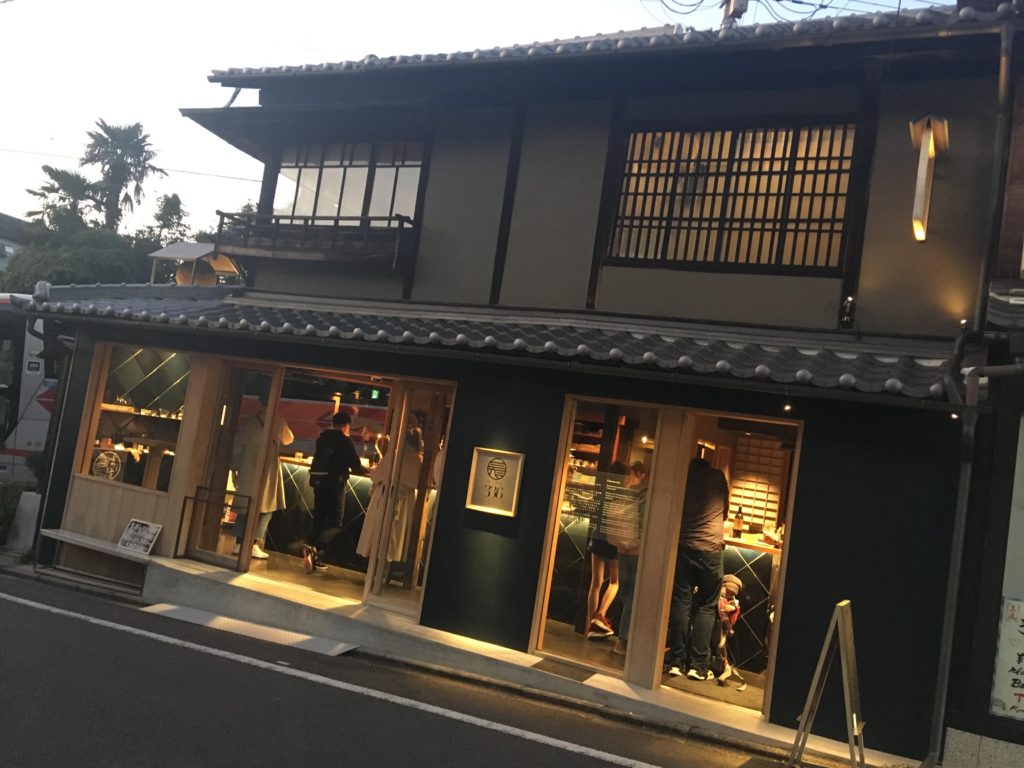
[990,596,1024,721]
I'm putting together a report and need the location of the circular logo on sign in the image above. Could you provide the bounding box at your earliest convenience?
[486,458,507,481]
[92,450,122,480]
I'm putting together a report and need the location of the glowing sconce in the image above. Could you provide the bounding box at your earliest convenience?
[908,115,949,242]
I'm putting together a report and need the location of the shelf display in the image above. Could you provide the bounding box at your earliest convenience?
[85,346,191,491]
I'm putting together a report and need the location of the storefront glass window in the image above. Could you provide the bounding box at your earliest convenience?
[540,399,659,672]
[85,345,190,491]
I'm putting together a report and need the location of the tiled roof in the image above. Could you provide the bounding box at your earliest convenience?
[19,284,964,402]
[988,281,1024,328]
[210,5,1015,84]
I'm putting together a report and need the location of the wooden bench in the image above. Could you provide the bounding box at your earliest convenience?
[38,528,151,591]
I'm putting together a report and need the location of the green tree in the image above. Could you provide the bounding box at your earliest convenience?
[0,227,157,293]
[80,119,166,231]
[152,193,189,244]
[25,165,99,230]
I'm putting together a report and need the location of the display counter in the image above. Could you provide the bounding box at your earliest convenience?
[724,533,781,556]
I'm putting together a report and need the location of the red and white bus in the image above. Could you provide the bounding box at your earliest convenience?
[0,295,58,484]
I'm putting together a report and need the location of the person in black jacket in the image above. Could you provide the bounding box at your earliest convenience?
[303,412,369,573]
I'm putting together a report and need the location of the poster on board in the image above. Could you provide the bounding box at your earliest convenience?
[117,519,162,556]
[990,596,1024,721]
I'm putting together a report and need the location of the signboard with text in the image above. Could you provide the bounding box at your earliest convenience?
[117,518,163,556]
[466,447,524,517]
[991,596,1024,721]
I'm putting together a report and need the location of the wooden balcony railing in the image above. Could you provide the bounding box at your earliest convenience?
[214,211,418,292]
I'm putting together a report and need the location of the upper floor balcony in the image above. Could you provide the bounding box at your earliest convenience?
[213,211,418,292]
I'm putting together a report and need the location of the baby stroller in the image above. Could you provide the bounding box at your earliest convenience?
[711,573,747,691]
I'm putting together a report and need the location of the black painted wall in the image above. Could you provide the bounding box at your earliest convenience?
[419,364,566,649]
[770,402,960,758]
[44,321,964,757]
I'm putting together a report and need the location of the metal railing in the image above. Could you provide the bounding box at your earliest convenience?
[214,210,416,265]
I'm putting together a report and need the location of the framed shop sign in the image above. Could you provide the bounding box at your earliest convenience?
[466,447,524,517]
[990,596,1024,721]
[117,518,163,556]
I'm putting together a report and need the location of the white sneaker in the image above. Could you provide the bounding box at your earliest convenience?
[668,666,683,677]
[251,544,270,560]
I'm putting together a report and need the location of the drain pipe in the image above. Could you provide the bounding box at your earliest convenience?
[973,21,1017,332]
[921,20,1018,768]
[919,373,981,768]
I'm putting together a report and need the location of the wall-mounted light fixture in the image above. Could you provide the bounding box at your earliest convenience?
[909,115,950,242]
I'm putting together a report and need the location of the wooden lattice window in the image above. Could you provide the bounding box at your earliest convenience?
[607,124,856,274]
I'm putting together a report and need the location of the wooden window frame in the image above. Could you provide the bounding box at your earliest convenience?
[276,141,425,228]
[75,343,192,494]
[600,115,867,279]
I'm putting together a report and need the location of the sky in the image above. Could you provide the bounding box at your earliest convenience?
[0,0,931,235]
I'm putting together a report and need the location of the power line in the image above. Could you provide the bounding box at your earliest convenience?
[0,146,261,183]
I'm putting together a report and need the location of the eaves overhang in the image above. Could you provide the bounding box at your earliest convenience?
[18,283,982,410]
[180,102,434,163]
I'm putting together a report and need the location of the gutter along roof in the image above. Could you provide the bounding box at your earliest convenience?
[20,284,967,404]
[207,5,1016,86]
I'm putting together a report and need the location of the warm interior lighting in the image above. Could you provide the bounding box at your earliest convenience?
[641,435,648,444]
[331,392,342,414]
[909,115,949,243]
[913,219,927,242]
[952,413,960,420]
[219,404,228,426]
[783,403,792,412]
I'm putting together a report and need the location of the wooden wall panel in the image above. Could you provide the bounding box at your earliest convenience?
[61,475,169,552]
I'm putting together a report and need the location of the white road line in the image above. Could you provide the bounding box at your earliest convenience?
[0,591,661,768]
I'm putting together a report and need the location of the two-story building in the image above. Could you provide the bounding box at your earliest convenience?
[22,4,1024,764]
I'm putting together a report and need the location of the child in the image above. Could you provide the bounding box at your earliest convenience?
[713,574,746,689]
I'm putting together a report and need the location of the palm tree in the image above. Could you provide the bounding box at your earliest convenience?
[25,165,100,230]
[80,119,166,231]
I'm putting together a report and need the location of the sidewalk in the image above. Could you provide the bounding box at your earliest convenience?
[1,551,909,768]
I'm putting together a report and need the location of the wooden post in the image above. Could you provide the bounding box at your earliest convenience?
[787,600,866,768]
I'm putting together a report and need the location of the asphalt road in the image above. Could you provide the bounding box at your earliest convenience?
[0,573,797,768]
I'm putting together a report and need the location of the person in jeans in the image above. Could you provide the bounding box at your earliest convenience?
[666,456,729,680]
[613,461,648,656]
[303,411,369,573]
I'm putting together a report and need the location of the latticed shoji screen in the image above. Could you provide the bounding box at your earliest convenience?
[728,435,787,528]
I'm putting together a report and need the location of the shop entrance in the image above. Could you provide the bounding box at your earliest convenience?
[184,360,452,616]
[363,381,452,614]
[659,411,797,713]
[186,364,280,570]
[535,398,798,715]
